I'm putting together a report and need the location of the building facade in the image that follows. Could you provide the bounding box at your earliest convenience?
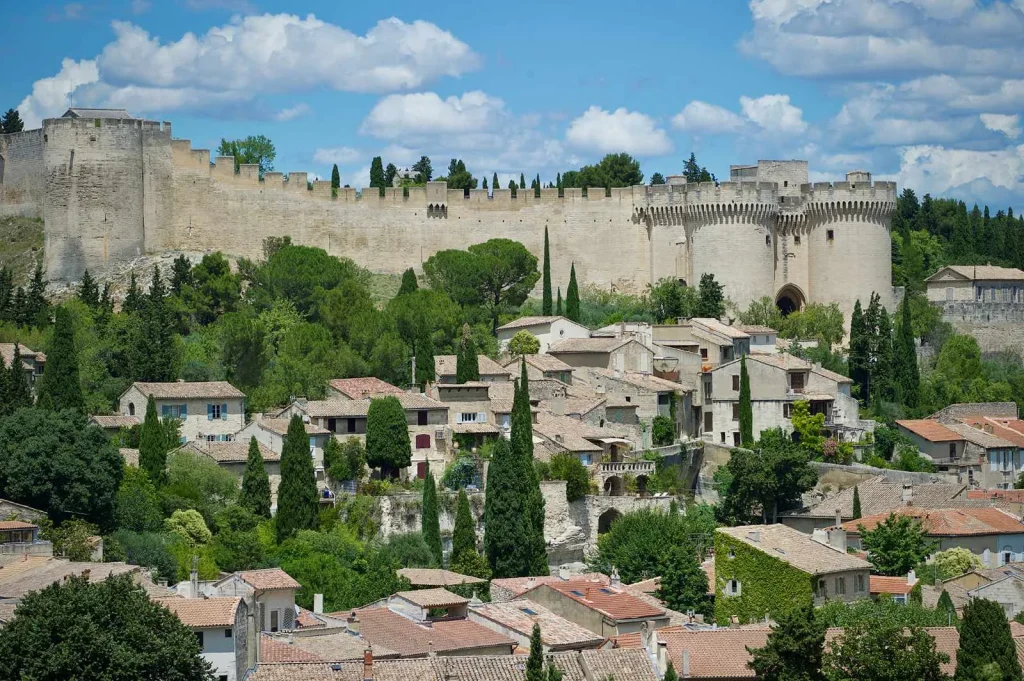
[118,381,246,443]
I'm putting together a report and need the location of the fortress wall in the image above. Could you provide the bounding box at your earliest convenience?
[0,129,45,216]
[142,123,174,253]
[776,214,811,306]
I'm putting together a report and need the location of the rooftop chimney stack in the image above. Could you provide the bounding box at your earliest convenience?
[314,593,323,615]
[363,648,373,681]
[610,567,621,587]
[347,611,361,635]
[835,509,842,528]
[902,484,914,506]
[682,649,691,678]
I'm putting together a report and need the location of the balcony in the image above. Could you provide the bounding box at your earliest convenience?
[599,460,656,477]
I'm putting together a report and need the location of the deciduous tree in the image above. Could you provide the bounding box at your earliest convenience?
[696,273,725,319]
[549,453,590,503]
[747,601,826,681]
[508,330,540,357]
[217,135,276,176]
[276,415,319,542]
[824,620,948,681]
[718,429,817,525]
[859,513,936,576]
[657,544,711,616]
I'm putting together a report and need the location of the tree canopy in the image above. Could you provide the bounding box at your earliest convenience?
[217,135,276,177]
[859,513,936,576]
[717,429,817,525]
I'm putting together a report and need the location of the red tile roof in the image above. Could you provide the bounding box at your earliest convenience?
[393,588,468,609]
[154,597,241,628]
[238,568,302,591]
[870,575,915,595]
[531,581,665,621]
[956,417,1024,448]
[490,573,610,598]
[0,521,37,530]
[896,419,962,442]
[328,377,404,400]
[353,607,516,657]
[968,489,1024,503]
[260,634,325,662]
[844,507,1024,536]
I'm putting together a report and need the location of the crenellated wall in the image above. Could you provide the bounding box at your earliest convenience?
[0,117,896,326]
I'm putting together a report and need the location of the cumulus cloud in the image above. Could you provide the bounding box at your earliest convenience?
[565,106,673,156]
[671,94,806,138]
[360,91,505,139]
[671,101,746,134]
[312,147,362,165]
[980,113,1022,139]
[17,15,478,125]
[17,58,100,128]
[740,94,807,134]
[897,144,1024,198]
[274,103,309,122]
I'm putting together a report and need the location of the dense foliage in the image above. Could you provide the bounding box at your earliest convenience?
[859,513,936,576]
[747,601,826,681]
[276,415,319,542]
[956,598,1024,681]
[717,429,817,525]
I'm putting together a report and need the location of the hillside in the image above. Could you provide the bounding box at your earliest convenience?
[0,216,44,284]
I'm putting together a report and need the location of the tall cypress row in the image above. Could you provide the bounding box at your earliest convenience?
[451,488,476,562]
[556,288,563,316]
[852,486,862,520]
[849,300,870,403]
[873,308,895,403]
[240,436,272,518]
[422,467,443,566]
[566,263,580,322]
[6,344,32,410]
[542,227,553,315]
[895,294,920,408]
[738,355,753,447]
[515,360,548,576]
[36,306,84,412]
[483,436,533,577]
[138,395,168,484]
[276,415,319,542]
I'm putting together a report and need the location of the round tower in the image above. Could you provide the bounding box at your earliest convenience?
[685,181,778,311]
[805,172,897,325]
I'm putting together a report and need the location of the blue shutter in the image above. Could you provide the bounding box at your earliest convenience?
[207,404,213,421]
[180,404,188,419]
[161,405,169,418]
[222,403,228,421]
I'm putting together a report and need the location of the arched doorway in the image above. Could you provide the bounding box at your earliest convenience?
[775,285,806,317]
[598,508,621,534]
[636,475,650,497]
[603,476,624,497]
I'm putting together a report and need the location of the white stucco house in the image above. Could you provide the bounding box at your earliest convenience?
[155,596,250,681]
[118,381,246,443]
[496,316,591,354]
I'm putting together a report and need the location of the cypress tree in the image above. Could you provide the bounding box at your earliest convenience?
[514,360,548,576]
[664,663,679,681]
[955,598,1024,681]
[852,486,862,520]
[36,307,84,412]
[422,467,443,566]
[542,227,553,315]
[849,299,870,403]
[520,173,527,191]
[366,396,412,479]
[331,164,340,190]
[482,177,488,190]
[456,327,480,384]
[556,172,562,191]
[370,156,386,195]
[26,260,47,326]
[484,437,533,577]
[492,172,499,191]
[895,294,920,408]
[747,601,826,681]
[6,344,32,410]
[276,415,319,542]
[123,271,142,314]
[452,488,476,562]
[556,288,562,316]
[738,355,753,447]
[937,590,958,623]
[0,350,9,415]
[415,334,435,388]
[525,624,544,681]
[398,268,418,296]
[78,269,99,307]
[141,265,177,382]
[535,173,541,197]
[565,263,580,322]
[138,395,168,484]
[874,308,895,403]
[11,286,26,326]
[240,436,271,518]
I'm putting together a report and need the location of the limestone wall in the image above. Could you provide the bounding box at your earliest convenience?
[937,301,1024,353]
[0,129,45,216]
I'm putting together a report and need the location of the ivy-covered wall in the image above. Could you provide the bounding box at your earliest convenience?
[714,531,814,624]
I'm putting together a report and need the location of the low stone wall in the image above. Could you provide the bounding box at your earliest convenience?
[936,301,1024,354]
[811,461,957,485]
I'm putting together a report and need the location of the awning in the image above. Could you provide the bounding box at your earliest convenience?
[597,437,634,445]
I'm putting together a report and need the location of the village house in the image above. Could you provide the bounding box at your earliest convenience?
[869,574,918,604]
[435,354,513,383]
[180,440,281,508]
[652,318,751,369]
[395,568,486,589]
[533,410,636,469]
[489,573,611,603]
[326,377,405,400]
[580,367,695,444]
[843,507,1024,567]
[154,597,250,681]
[735,325,778,354]
[118,381,246,443]
[926,265,1024,303]
[203,569,303,634]
[519,578,670,637]
[897,413,1023,489]
[547,336,654,374]
[430,381,502,447]
[235,417,331,487]
[507,353,575,384]
[87,414,141,437]
[0,343,45,392]
[496,316,591,354]
[705,353,863,447]
[942,565,1024,618]
[468,600,605,652]
[0,520,50,557]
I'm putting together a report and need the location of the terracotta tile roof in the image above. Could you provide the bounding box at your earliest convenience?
[513,354,574,373]
[396,568,486,587]
[256,418,330,436]
[588,367,688,393]
[896,419,963,442]
[969,489,1024,502]
[1012,621,1024,638]
[295,607,326,629]
[238,568,302,591]
[870,575,915,595]
[929,265,1024,282]
[183,440,280,463]
[543,396,607,418]
[497,316,570,331]
[789,476,978,520]
[353,606,515,656]
[328,377,404,399]
[301,400,371,418]
[470,600,605,649]
[955,417,1024,448]
[88,414,141,429]
[130,381,245,399]
[491,574,610,599]
[549,337,639,354]
[844,507,1024,536]
[260,634,325,662]
[0,343,43,370]
[626,577,659,594]
[435,354,513,379]
[693,318,751,339]
[0,558,139,599]
[0,521,37,530]
[746,352,812,372]
[533,412,605,453]
[451,422,502,434]
[154,596,241,628]
[263,630,399,663]
[1017,639,1024,673]
[580,649,662,681]
[945,422,1016,449]
[735,325,777,335]
[717,525,871,576]
[529,581,665,621]
[393,587,468,609]
[811,365,853,384]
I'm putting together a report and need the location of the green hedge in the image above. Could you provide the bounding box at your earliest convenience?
[714,531,813,624]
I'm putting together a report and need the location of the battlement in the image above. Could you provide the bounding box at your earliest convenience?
[42,117,172,136]
[801,179,897,204]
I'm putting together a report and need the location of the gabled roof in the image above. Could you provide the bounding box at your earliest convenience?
[327,377,404,400]
[393,587,467,609]
[869,575,915,595]
[0,521,37,530]
[524,580,665,622]
[490,573,610,599]
[548,337,635,354]
[234,568,302,591]
[470,600,604,649]
[945,422,1016,449]
[717,524,871,575]
[127,381,245,400]
[62,108,134,119]
[0,558,139,599]
[844,507,1024,537]
[182,440,280,463]
[88,414,141,429]
[351,606,515,657]
[435,354,513,379]
[787,476,976,520]
[956,417,1024,448]
[735,325,778,335]
[253,418,330,436]
[588,367,689,393]
[297,393,446,418]
[396,568,485,587]
[508,354,574,373]
[0,343,44,370]
[154,596,241,628]
[692,318,750,340]
[927,265,1024,282]
[896,419,963,442]
[498,316,583,332]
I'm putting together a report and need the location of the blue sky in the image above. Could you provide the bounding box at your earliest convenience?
[4,0,1024,209]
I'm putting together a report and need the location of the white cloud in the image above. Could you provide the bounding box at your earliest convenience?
[312,146,362,165]
[739,94,808,134]
[361,91,505,138]
[981,113,1022,139]
[565,106,673,156]
[274,103,309,122]
[17,58,100,128]
[671,101,746,134]
[897,144,1024,197]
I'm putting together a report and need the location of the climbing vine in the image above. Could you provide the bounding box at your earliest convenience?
[714,532,813,624]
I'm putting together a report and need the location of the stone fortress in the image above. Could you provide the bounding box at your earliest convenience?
[0,111,897,321]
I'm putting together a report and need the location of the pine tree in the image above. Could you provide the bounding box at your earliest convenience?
[398,268,418,296]
[170,255,192,296]
[852,486,862,520]
[35,307,83,411]
[492,172,499,191]
[331,164,340,190]
[849,300,870,403]
[452,488,476,562]
[369,156,386,195]
[526,624,544,681]
[0,265,12,321]
[738,355,753,447]
[78,270,99,308]
[566,263,580,322]
[123,271,143,314]
[956,598,1024,681]
[240,436,271,518]
[456,327,480,384]
[138,396,168,484]
[5,344,32,412]
[747,601,827,681]
[895,294,920,408]
[99,282,113,315]
[1,108,25,134]
[556,288,562,316]
[542,227,553,315]
[422,467,443,566]
[276,415,319,542]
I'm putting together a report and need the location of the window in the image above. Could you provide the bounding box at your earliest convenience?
[732,403,740,421]
[765,235,771,247]
[727,550,735,560]
[415,434,430,449]
[207,403,225,420]
[817,580,827,598]
[625,396,632,403]
[794,235,801,245]
[458,412,478,424]
[950,442,957,459]
[946,287,953,302]
[328,418,337,433]
[128,402,135,416]
[783,403,794,418]
[1004,551,1013,565]
[161,404,187,419]
[725,579,741,596]
[225,628,233,638]
[855,574,865,592]
[826,229,834,241]
[836,577,846,595]
[418,410,428,426]
[700,348,708,360]
[720,432,726,443]
[732,432,740,446]
[789,372,805,391]
[347,418,357,434]
[219,676,228,681]
[732,375,740,391]
[196,631,205,647]
[270,610,279,632]
[704,412,713,432]
[783,180,789,187]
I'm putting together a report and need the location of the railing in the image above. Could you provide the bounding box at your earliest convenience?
[600,461,656,476]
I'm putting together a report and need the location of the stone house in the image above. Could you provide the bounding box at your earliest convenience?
[434,354,512,383]
[547,337,654,374]
[468,600,605,652]
[326,377,405,400]
[506,353,575,385]
[652,318,751,369]
[88,414,141,437]
[926,265,1024,303]
[581,367,694,445]
[715,524,871,623]
[118,381,246,444]
[705,353,862,447]
[0,343,45,393]
[896,418,1021,489]
[518,579,670,637]
[0,520,51,557]
[180,440,281,509]
[843,507,1024,567]
[235,417,331,488]
[533,410,635,468]
[735,325,778,354]
[209,569,302,634]
[0,498,47,525]
[154,597,250,681]
[496,316,591,354]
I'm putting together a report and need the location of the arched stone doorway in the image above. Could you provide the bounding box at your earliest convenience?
[604,476,624,497]
[775,285,806,317]
[598,508,622,534]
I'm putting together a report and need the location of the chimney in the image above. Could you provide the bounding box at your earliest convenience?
[314,593,324,615]
[363,648,373,681]
[347,611,361,635]
[835,509,842,529]
[682,649,691,678]
[902,484,913,506]
[558,565,570,581]
[907,570,918,587]
[525,577,537,591]
[610,567,621,587]
[656,640,668,676]
[747,530,760,543]
[427,641,436,658]
[189,555,199,598]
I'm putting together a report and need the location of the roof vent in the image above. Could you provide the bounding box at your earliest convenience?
[747,530,761,543]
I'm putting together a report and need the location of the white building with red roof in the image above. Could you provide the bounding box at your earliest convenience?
[154,596,250,681]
